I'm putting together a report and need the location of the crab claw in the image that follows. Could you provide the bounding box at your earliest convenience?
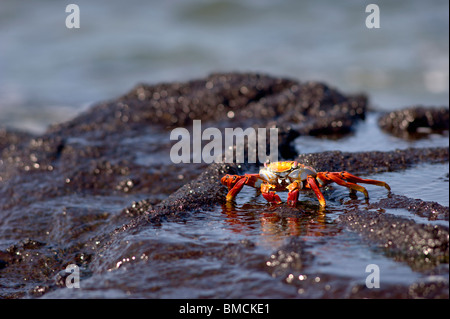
[261,182,282,205]
[287,189,299,206]
[262,191,282,205]
[286,181,300,206]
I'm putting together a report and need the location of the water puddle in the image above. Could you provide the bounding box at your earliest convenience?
[294,112,449,153]
[367,162,449,207]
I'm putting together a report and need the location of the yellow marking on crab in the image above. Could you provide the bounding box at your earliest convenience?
[286,181,300,192]
[267,161,295,172]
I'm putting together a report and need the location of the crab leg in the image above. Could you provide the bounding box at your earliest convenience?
[337,171,391,191]
[222,174,260,201]
[319,172,369,198]
[318,171,390,194]
[307,176,326,207]
[316,171,391,199]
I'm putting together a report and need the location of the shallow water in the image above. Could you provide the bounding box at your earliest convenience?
[368,162,449,207]
[295,112,450,154]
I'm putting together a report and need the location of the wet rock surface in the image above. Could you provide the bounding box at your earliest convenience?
[0,73,448,298]
[372,194,449,221]
[338,209,448,269]
[378,106,449,138]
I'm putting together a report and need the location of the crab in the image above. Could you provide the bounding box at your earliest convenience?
[221,161,390,207]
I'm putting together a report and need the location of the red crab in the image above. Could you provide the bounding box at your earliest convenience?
[221,161,390,207]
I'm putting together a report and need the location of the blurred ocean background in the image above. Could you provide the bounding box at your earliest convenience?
[0,0,448,133]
